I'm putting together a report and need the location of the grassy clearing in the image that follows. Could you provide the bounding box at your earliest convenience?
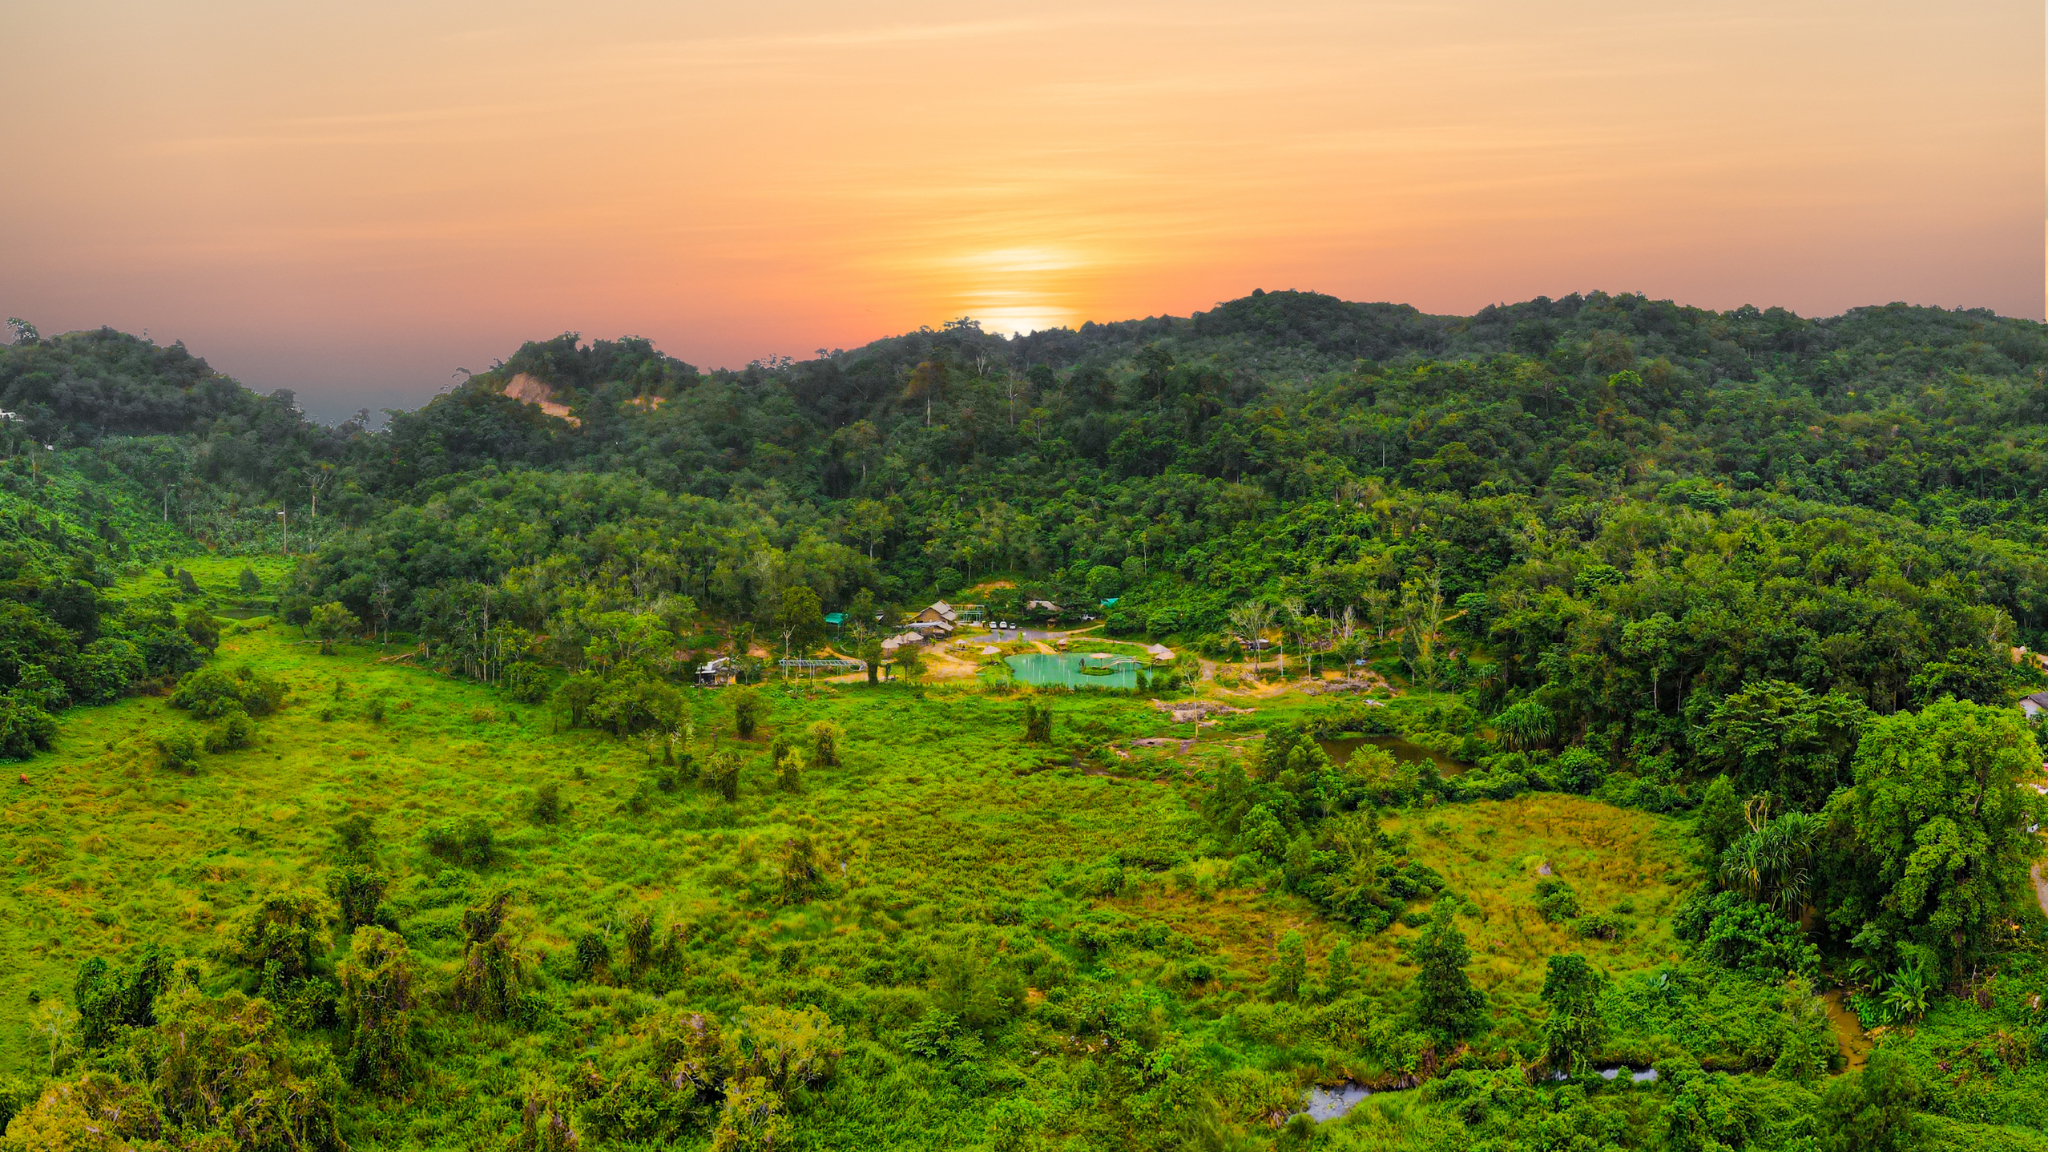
[1,596,1742,1146]
[0,613,1207,1078]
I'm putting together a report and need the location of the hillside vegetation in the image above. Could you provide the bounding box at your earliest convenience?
[1,295,2046,1150]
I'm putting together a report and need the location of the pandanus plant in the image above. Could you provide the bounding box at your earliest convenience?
[1718,796,1821,916]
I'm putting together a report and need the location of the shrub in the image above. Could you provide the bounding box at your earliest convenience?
[228,893,328,983]
[157,730,202,773]
[778,835,824,905]
[707,752,741,803]
[76,638,145,704]
[1534,879,1581,923]
[1574,914,1624,941]
[308,601,360,654]
[573,932,613,982]
[808,720,843,767]
[0,695,57,760]
[1023,701,1054,743]
[731,688,764,738]
[337,927,416,1092]
[171,666,285,718]
[238,566,263,594]
[181,605,221,653]
[1549,747,1605,794]
[1673,889,1819,980]
[776,748,804,794]
[529,782,563,825]
[504,663,551,705]
[203,708,255,753]
[423,815,496,867]
[328,864,389,930]
[451,893,525,1022]
[333,813,377,861]
[74,944,173,1049]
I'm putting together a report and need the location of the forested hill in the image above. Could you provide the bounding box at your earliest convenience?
[12,288,2048,626]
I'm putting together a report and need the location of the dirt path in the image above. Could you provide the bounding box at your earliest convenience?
[2033,862,2048,918]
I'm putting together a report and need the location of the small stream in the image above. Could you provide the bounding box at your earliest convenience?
[1823,990,1873,1072]
[1297,1067,1657,1121]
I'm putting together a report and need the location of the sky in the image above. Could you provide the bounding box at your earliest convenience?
[1,0,2041,421]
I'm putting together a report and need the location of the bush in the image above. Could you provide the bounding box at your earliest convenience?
[337,927,415,1092]
[328,864,389,930]
[309,601,360,654]
[1673,889,1820,980]
[0,694,57,759]
[238,566,263,594]
[203,708,255,753]
[707,751,741,803]
[1574,914,1624,940]
[157,730,202,773]
[1534,879,1581,923]
[732,688,764,739]
[778,835,824,905]
[504,663,551,705]
[228,893,328,983]
[423,816,496,867]
[1549,747,1605,794]
[530,782,563,825]
[1023,701,1054,743]
[808,720,843,767]
[171,665,286,718]
[181,605,221,653]
[75,638,145,704]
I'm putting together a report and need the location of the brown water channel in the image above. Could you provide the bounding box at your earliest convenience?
[1316,735,1467,777]
[1823,990,1873,1072]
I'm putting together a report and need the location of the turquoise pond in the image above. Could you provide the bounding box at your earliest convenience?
[1004,652,1146,688]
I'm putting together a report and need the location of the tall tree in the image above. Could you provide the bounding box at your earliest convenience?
[1825,697,2045,980]
[1410,902,1486,1043]
[1540,953,1608,1077]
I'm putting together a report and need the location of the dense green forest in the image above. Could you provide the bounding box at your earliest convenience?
[2,292,2047,1151]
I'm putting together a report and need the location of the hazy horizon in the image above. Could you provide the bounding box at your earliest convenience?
[13,287,2033,426]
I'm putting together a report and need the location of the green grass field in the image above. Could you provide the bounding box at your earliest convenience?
[1,565,1869,1147]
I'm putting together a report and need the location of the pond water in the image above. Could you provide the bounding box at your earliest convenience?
[1318,735,1467,778]
[216,606,272,620]
[1005,653,1141,689]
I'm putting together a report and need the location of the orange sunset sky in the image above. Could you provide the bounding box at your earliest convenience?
[2,0,2041,419]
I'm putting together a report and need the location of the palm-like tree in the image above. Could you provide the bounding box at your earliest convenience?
[1719,797,1820,914]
